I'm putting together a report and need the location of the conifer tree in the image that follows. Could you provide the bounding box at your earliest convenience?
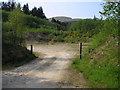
[23,3,30,15]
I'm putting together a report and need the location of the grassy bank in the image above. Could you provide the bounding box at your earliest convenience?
[72,37,119,88]
[2,43,37,70]
[71,15,119,88]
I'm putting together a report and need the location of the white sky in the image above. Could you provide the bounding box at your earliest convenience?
[1,0,104,2]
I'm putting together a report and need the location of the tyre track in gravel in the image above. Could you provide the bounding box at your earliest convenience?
[2,43,87,88]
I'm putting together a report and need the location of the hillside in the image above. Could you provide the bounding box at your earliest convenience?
[49,16,81,23]
[2,9,60,68]
[71,18,119,88]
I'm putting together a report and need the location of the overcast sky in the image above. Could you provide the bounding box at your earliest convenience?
[1,0,105,19]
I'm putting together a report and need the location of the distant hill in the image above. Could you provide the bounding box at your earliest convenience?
[49,16,81,23]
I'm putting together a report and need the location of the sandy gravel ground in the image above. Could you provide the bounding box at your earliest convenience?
[2,43,88,88]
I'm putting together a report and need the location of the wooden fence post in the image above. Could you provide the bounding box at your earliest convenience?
[88,48,91,53]
[30,45,33,54]
[79,42,82,59]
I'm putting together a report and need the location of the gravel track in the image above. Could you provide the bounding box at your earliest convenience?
[2,43,87,88]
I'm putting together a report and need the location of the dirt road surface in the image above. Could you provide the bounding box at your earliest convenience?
[2,43,88,88]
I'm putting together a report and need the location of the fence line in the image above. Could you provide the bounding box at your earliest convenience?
[30,45,33,54]
[79,42,94,59]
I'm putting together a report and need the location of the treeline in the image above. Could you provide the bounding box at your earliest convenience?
[51,18,69,31]
[1,1,46,19]
[1,1,104,43]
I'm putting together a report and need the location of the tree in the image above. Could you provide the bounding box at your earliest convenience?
[8,5,25,45]
[93,15,99,20]
[31,7,38,16]
[17,3,21,10]
[1,1,15,11]
[37,7,43,17]
[99,2,120,18]
[30,6,46,19]
[1,2,10,11]
[51,18,56,23]
[11,1,15,10]
[99,1,119,38]
[23,3,30,15]
[37,7,46,18]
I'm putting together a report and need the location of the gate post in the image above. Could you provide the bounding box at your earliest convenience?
[79,42,82,59]
[88,48,91,53]
[30,45,33,54]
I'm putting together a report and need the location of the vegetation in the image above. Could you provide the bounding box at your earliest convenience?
[1,1,46,19]
[72,20,118,88]
[51,17,69,31]
[66,19,103,43]
[1,1,102,43]
[1,1,68,69]
[2,3,37,69]
[1,1,119,88]
[2,43,36,70]
[71,2,119,88]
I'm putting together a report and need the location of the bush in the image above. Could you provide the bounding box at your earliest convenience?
[1,10,10,22]
[65,19,103,43]
[24,15,58,29]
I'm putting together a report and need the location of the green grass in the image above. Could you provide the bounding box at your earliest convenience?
[72,38,119,88]
[71,18,119,88]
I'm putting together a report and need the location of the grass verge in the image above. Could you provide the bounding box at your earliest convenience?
[2,43,37,70]
[71,38,119,88]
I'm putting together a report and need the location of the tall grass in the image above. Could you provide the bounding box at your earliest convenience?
[71,18,119,88]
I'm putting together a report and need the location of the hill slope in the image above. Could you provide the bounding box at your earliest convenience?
[49,16,81,23]
[71,18,119,88]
